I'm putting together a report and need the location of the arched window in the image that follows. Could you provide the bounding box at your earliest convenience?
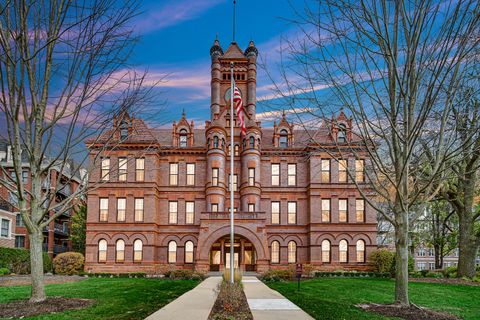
[242,139,246,149]
[119,121,128,140]
[257,138,261,149]
[279,129,288,148]
[222,138,225,149]
[213,136,219,148]
[339,239,348,263]
[98,239,107,262]
[356,240,365,263]
[116,239,125,262]
[168,241,177,263]
[228,144,231,156]
[207,138,210,149]
[271,241,280,263]
[338,123,347,143]
[234,145,239,156]
[179,129,188,147]
[321,240,330,263]
[185,241,194,263]
[249,136,255,149]
[288,241,296,263]
[133,239,143,262]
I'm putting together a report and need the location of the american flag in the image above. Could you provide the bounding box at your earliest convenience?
[233,85,246,136]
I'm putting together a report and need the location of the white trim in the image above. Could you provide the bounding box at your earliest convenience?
[0,217,12,239]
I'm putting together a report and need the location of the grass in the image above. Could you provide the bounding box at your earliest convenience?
[266,278,480,320]
[0,277,200,320]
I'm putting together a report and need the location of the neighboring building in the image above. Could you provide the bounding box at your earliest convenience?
[0,201,16,248]
[84,39,377,274]
[0,139,85,257]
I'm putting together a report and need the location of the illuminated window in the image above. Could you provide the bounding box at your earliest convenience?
[271,241,280,263]
[168,241,177,263]
[169,201,178,224]
[287,164,296,186]
[339,199,348,222]
[169,163,178,185]
[338,159,347,183]
[118,157,127,181]
[211,203,218,212]
[248,203,255,212]
[212,168,219,186]
[271,202,280,224]
[116,239,125,262]
[186,163,195,186]
[322,240,330,263]
[355,159,365,182]
[229,174,238,191]
[288,202,296,224]
[101,158,110,181]
[134,198,144,222]
[234,145,239,156]
[117,198,126,221]
[339,240,348,263]
[99,198,109,222]
[271,164,280,186]
[248,168,255,186]
[356,240,365,263]
[98,239,107,262]
[288,241,296,263]
[186,201,195,224]
[321,199,330,222]
[356,199,365,222]
[185,241,194,263]
[134,239,143,262]
[321,159,330,183]
[136,158,145,181]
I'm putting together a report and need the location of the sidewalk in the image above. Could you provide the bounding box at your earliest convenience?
[145,276,221,320]
[242,276,314,320]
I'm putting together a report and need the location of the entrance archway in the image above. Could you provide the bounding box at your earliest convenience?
[209,235,257,272]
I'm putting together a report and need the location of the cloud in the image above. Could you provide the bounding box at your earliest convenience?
[135,0,225,34]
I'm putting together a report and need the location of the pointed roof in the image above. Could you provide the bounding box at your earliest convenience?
[223,42,246,59]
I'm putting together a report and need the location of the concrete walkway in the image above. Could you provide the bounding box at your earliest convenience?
[145,276,221,320]
[242,276,314,320]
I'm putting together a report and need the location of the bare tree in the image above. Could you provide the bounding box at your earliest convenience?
[263,0,479,305]
[0,0,155,302]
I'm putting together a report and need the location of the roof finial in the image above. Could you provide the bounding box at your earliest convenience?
[232,0,236,42]
[182,109,186,118]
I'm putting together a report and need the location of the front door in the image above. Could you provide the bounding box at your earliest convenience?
[225,252,239,268]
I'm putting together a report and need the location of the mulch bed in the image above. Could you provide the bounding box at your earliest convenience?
[357,303,460,320]
[0,275,87,287]
[0,297,94,318]
[409,277,480,286]
[208,281,253,320]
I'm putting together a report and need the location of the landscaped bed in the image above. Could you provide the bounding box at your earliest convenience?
[265,277,480,320]
[0,277,200,319]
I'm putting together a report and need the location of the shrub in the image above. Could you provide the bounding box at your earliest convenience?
[261,269,294,282]
[53,252,84,275]
[0,247,52,274]
[164,269,205,280]
[443,266,457,278]
[222,268,242,283]
[369,249,395,273]
[313,271,390,278]
[87,272,147,278]
[0,267,10,275]
[425,271,443,278]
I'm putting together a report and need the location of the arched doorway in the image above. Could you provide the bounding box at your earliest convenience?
[209,235,257,272]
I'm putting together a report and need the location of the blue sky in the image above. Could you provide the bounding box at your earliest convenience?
[127,0,302,127]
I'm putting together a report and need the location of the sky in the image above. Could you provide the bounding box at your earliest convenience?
[127,0,302,128]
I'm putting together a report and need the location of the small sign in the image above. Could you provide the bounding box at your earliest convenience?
[296,263,303,278]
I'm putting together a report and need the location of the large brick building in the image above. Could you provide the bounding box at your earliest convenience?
[84,40,377,274]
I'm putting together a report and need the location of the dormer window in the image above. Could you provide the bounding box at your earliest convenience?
[338,123,347,143]
[249,136,255,149]
[234,145,239,156]
[213,136,219,148]
[279,129,288,148]
[179,129,188,147]
[119,121,128,140]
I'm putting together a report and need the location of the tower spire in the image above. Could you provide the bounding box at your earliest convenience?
[232,0,236,42]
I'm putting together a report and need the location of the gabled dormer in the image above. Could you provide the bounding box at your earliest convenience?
[172,111,194,148]
[273,111,294,148]
[331,110,352,143]
[113,111,133,141]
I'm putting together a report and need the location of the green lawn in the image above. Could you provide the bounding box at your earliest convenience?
[0,277,200,320]
[267,278,480,320]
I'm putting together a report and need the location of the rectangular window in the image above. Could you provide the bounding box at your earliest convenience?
[287,164,296,186]
[169,163,179,185]
[101,158,110,181]
[117,198,126,221]
[355,159,365,182]
[229,174,238,191]
[118,157,127,181]
[22,170,28,183]
[99,198,109,221]
[15,235,25,248]
[136,158,145,181]
[211,203,218,212]
[134,198,144,222]
[339,199,348,222]
[356,199,365,222]
[1,219,9,237]
[321,159,330,183]
[16,214,24,227]
[169,201,178,224]
[271,164,280,186]
[248,168,255,186]
[212,168,219,186]
[322,199,330,222]
[186,163,195,186]
[287,202,296,224]
[186,201,195,224]
[271,202,280,224]
[248,203,255,212]
[338,159,347,183]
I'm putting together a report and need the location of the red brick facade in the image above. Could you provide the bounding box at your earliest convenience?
[85,40,377,274]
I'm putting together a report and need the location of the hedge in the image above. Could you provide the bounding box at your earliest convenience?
[85,272,147,278]
[53,252,84,275]
[369,248,413,276]
[0,247,52,274]
[313,271,391,278]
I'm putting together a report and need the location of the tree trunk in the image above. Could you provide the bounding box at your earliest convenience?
[457,215,478,278]
[434,244,442,269]
[29,230,46,302]
[394,215,409,306]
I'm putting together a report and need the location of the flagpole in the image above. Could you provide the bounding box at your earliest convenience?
[229,62,235,284]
